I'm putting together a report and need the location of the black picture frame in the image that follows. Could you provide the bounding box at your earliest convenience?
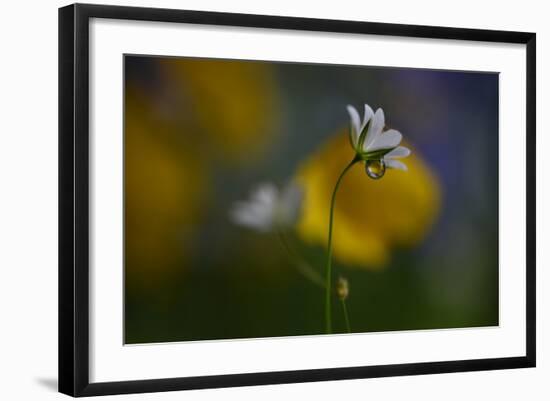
[59,3,536,397]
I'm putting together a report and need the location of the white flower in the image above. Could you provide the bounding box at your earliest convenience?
[346,104,410,171]
[382,146,411,171]
[230,182,303,232]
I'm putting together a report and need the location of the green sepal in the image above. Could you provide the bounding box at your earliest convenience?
[356,120,371,152]
[359,147,394,160]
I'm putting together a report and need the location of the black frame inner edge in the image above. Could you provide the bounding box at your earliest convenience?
[58,3,536,397]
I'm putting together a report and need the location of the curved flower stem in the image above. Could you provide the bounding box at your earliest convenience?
[325,157,360,334]
[341,299,351,333]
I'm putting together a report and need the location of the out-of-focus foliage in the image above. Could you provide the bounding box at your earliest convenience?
[296,130,440,268]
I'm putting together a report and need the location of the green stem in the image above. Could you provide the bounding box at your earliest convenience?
[325,157,359,334]
[341,299,351,333]
[277,231,325,289]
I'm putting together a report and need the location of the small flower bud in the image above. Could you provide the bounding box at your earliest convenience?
[336,276,349,300]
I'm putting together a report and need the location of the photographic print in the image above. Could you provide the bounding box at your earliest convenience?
[123,55,499,344]
[59,6,535,395]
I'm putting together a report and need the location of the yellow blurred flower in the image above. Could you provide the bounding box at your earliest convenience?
[296,130,440,268]
[125,86,208,288]
[160,58,280,164]
[125,58,281,288]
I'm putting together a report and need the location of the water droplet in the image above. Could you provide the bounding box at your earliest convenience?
[365,159,386,179]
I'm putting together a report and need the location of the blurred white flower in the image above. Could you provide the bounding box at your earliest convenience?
[230,182,303,232]
[346,104,410,171]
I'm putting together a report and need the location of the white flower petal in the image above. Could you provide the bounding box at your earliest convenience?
[229,203,273,232]
[230,181,303,233]
[385,145,411,159]
[252,183,277,206]
[360,104,374,134]
[369,129,402,151]
[385,159,408,171]
[279,182,304,226]
[346,105,361,147]
[229,183,278,232]
[363,108,385,151]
